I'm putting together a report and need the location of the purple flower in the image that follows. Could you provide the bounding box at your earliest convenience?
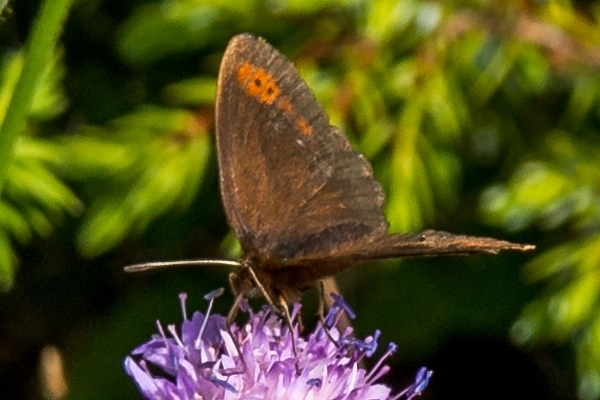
[124,289,432,399]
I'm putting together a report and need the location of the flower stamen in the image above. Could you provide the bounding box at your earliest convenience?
[394,367,434,400]
[366,342,397,383]
[179,293,188,321]
[195,288,224,349]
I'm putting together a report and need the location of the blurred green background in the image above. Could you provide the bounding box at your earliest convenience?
[2,0,600,398]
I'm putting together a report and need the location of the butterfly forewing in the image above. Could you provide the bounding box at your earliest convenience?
[216,34,389,264]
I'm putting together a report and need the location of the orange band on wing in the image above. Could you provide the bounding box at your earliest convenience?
[277,97,293,114]
[236,62,280,105]
[236,62,312,139]
[296,117,313,137]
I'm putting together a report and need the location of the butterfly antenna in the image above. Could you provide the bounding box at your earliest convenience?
[124,259,241,273]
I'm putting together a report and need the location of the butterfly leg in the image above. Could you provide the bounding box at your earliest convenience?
[321,277,353,331]
[222,293,248,375]
[245,264,278,308]
[317,280,340,347]
[245,265,301,374]
[277,296,301,375]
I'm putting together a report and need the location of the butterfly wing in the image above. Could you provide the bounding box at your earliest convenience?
[216,34,533,273]
[287,230,534,266]
[276,230,533,287]
[216,34,388,263]
[367,230,534,257]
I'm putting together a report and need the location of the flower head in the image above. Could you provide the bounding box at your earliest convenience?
[124,289,432,399]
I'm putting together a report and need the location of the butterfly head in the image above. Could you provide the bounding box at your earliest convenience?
[228,257,306,307]
[228,264,257,300]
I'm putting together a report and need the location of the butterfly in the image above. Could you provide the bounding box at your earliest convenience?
[127,33,533,326]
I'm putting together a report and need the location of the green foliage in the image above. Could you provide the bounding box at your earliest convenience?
[484,132,600,399]
[61,106,212,257]
[0,50,79,289]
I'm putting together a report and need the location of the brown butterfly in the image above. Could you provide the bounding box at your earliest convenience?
[127,33,533,327]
